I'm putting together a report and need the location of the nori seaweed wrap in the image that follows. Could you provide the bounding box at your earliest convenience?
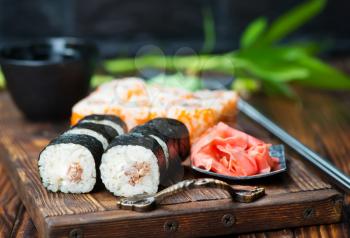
[78,114,127,135]
[38,134,104,193]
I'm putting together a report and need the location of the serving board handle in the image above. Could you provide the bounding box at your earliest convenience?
[117,178,265,212]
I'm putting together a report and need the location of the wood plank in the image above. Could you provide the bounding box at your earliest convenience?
[0,163,22,238]
[1,58,350,237]
[249,89,350,176]
[0,92,343,238]
[11,205,38,238]
[237,222,350,238]
[10,200,347,238]
[44,189,342,238]
[236,88,350,238]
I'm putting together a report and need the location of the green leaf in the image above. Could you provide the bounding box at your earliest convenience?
[234,46,350,90]
[90,74,114,88]
[0,67,5,90]
[104,58,140,73]
[104,54,235,75]
[261,0,326,45]
[240,17,267,48]
[262,80,296,98]
[235,46,310,65]
[233,47,310,82]
[201,6,216,53]
[295,56,350,89]
[234,57,309,82]
[231,77,260,95]
[288,41,325,56]
[105,56,175,73]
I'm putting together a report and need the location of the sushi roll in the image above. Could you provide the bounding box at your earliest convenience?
[100,118,190,197]
[39,114,128,193]
[146,118,190,160]
[100,133,167,197]
[64,122,119,150]
[130,125,170,168]
[78,114,127,136]
[38,134,104,193]
[130,118,190,185]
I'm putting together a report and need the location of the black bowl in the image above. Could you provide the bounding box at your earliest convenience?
[0,38,98,120]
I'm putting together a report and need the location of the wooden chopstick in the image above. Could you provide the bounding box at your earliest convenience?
[238,98,350,193]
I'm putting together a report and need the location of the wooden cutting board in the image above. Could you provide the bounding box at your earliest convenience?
[0,93,343,238]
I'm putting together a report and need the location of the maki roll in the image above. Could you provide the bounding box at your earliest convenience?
[100,118,190,197]
[38,114,128,193]
[130,125,170,168]
[38,134,104,193]
[100,133,167,197]
[130,118,190,185]
[78,114,127,136]
[139,118,190,160]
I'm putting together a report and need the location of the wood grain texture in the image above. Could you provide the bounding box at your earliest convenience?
[0,163,22,238]
[0,57,349,238]
[0,92,344,238]
[234,88,350,238]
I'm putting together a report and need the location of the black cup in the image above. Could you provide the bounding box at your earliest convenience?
[0,38,97,120]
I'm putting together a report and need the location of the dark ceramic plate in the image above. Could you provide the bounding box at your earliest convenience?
[191,144,287,180]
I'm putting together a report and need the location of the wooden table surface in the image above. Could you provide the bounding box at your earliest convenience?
[0,75,350,237]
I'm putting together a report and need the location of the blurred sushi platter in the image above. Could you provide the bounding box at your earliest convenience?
[0,79,344,238]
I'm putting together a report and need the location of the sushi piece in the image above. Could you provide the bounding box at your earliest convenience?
[64,122,119,150]
[38,114,129,193]
[130,125,170,168]
[100,133,167,197]
[38,134,104,193]
[71,78,238,141]
[130,118,190,185]
[78,114,127,136]
[146,118,190,160]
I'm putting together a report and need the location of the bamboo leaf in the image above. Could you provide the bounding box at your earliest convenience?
[104,58,138,73]
[295,56,350,89]
[240,17,267,48]
[234,47,310,82]
[0,67,5,90]
[261,0,326,45]
[235,58,309,82]
[91,74,114,88]
[287,41,325,55]
[262,80,296,98]
[202,6,216,53]
[104,54,235,75]
[231,77,260,95]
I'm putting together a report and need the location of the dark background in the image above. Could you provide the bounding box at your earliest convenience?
[0,0,349,57]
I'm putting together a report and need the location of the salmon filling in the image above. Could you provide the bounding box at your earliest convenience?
[67,162,83,183]
[124,162,151,186]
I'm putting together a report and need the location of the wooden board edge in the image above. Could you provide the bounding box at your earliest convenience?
[0,141,344,238]
[44,189,344,238]
[0,144,50,238]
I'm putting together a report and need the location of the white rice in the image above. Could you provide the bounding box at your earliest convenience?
[100,145,160,197]
[64,128,109,150]
[149,135,169,170]
[38,144,96,193]
[82,119,125,136]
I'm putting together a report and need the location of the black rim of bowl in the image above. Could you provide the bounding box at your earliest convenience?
[0,37,97,66]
